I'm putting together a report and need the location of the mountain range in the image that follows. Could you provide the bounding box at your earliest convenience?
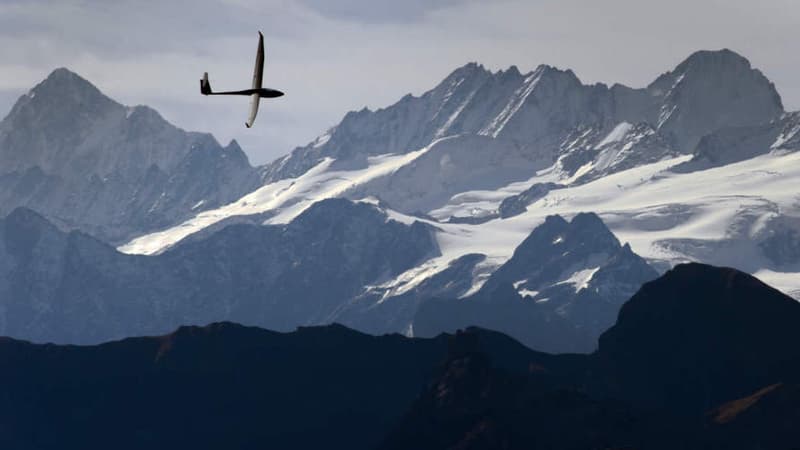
[117,48,800,302]
[0,199,654,351]
[381,263,800,449]
[0,199,436,343]
[1,48,798,349]
[1,47,800,448]
[0,264,797,449]
[0,68,260,243]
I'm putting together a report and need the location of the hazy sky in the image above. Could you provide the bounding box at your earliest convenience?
[0,0,797,164]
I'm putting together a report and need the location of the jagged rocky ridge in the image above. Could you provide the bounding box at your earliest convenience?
[263,49,781,196]
[333,212,657,354]
[380,263,800,449]
[0,264,797,449]
[0,68,261,243]
[0,199,437,343]
[4,50,800,347]
[0,197,654,350]
[119,49,800,303]
[410,213,658,353]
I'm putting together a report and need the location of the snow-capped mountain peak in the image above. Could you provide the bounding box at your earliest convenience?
[0,68,261,243]
[27,67,112,106]
[648,49,783,151]
[121,49,800,304]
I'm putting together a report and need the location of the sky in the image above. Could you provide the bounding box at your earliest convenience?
[0,0,797,165]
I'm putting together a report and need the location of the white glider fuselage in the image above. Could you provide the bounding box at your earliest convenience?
[200,31,284,128]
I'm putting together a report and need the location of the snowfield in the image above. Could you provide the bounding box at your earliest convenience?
[119,147,430,255]
[119,49,800,301]
[120,147,800,299]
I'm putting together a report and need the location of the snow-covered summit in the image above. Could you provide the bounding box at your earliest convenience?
[262,49,782,188]
[121,49,800,306]
[0,68,261,243]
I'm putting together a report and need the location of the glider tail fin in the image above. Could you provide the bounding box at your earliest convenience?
[200,72,212,95]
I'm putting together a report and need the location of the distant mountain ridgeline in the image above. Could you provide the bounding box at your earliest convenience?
[0,68,261,244]
[0,197,657,351]
[1,50,799,357]
[116,49,800,303]
[0,264,797,449]
[0,199,437,344]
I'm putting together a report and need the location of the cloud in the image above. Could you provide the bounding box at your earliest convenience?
[0,0,798,165]
[295,0,474,23]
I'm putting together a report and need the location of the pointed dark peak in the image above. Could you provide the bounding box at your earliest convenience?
[3,67,122,129]
[599,262,800,356]
[520,64,584,91]
[563,212,620,248]
[645,49,784,151]
[179,133,223,162]
[609,82,638,93]
[32,67,117,106]
[430,62,492,100]
[353,106,371,115]
[122,105,175,135]
[509,212,621,257]
[676,48,753,73]
[219,138,252,166]
[650,49,783,108]
[125,104,161,120]
[570,211,604,227]
[508,213,612,261]
[595,263,800,413]
[399,93,415,102]
[502,65,522,77]
[650,49,752,85]
[40,67,96,88]
[542,214,570,228]
[4,207,55,231]
[506,214,569,246]
[338,107,371,125]
[225,139,243,153]
[536,64,579,79]
[2,207,63,260]
[2,208,108,252]
[445,61,490,82]
[598,241,659,284]
[289,198,381,229]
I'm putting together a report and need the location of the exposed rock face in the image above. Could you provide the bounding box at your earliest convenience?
[265,49,782,184]
[412,213,658,353]
[646,49,784,152]
[336,253,490,335]
[381,264,800,450]
[0,199,439,344]
[592,263,800,413]
[255,49,784,222]
[346,134,554,215]
[674,111,800,172]
[0,264,797,449]
[0,201,657,353]
[0,68,260,243]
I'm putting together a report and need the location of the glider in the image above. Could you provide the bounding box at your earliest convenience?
[200,31,284,128]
